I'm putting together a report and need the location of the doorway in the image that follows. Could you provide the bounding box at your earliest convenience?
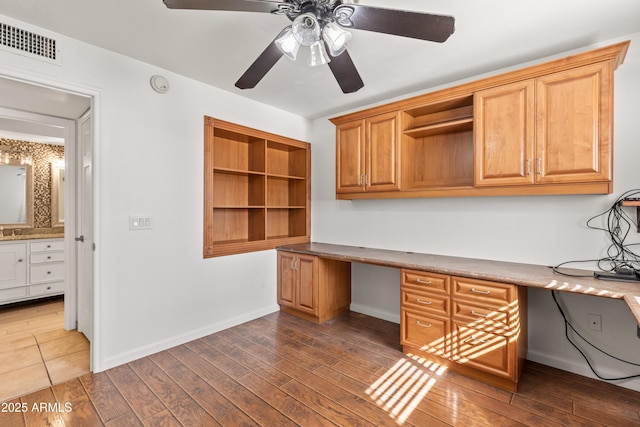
[0,76,95,401]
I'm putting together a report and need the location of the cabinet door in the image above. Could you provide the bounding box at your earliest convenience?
[366,112,401,192]
[336,120,366,193]
[535,62,612,184]
[0,243,27,289]
[296,255,318,315]
[277,252,296,307]
[474,80,535,186]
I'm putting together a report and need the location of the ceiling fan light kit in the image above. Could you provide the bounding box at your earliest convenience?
[163,0,455,93]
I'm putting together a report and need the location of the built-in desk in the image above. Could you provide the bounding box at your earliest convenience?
[276,242,640,391]
[277,242,640,323]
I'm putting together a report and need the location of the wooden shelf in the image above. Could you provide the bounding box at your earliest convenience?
[622,200,640,232]
[204,117,310,257]
[404,118,473,138]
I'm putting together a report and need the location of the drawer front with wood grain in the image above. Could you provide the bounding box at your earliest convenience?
[452,300,513,335]
[451,322,515,380]
[401,309,450,358]
[401,288,449,316]
[452,276,514,305]
[401,269,450,295]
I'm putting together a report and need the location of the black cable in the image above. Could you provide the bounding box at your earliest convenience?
[548,189,640,380]
[551,290,640,381]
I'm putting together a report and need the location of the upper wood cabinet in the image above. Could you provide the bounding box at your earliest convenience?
[475,62,612,187]
[330,41,628,200]
[335,111,400,193]
[203,118,310,257]
[474,80,536,186]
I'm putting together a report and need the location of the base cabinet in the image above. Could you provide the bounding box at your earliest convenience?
[0,239,65,305]
[401,269,527,391]
[277,251,351,323]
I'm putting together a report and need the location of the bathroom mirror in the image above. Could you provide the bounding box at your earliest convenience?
[51,162,64,227]
[0,160,34,228]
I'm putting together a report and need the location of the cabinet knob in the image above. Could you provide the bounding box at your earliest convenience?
[46,245,51,248]
[47,271,51,275]
[47,256,51,259]
[46,286,51,290]
[18,258,23,263]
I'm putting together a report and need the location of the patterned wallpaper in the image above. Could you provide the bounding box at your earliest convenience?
[0,138,64,229]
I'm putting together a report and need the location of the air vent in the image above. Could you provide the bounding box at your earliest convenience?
[0,21,61,64]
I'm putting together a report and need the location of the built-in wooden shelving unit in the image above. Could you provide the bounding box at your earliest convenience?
[204,117,310,257]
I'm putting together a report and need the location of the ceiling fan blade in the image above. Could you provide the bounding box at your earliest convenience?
[344,4,455,43]
[327,49,364,94]
[235,35,284,89]
[163,0,282,13]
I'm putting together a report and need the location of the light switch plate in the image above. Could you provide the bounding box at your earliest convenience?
[129,215,152,230]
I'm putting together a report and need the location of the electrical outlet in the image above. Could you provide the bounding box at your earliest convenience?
[588,313,602,332]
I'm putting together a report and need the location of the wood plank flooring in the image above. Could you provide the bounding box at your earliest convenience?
[2,310,640,426]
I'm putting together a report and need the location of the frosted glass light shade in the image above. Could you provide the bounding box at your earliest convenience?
[292,13,321,46]
[275,27,300,60]
[322,22,352,57]
[308,40,331,66]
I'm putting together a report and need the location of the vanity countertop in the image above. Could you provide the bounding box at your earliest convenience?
[277,242,640,324]
[0,233,64,241]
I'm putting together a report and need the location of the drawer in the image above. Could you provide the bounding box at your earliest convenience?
[451,322,515,380]
[30,240,64,253]
[29,263,64,284]
[0,286,28,302]
[29,281,65,297]
[401,309,450,358]
[30,252,65,264]
[452,300,514,335]
[452,276,514,305]
[401,269,449,295]
[401,288,449,316]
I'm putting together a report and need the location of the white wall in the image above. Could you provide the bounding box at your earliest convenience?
[310,32,640,391]
[0,15,311,371]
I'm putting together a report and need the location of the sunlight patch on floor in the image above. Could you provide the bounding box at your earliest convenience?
[366,354,446,424]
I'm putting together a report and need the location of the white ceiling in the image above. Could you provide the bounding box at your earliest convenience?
[0,0,639,119]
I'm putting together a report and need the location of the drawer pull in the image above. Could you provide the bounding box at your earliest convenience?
[416,321,432,328]
[416,279,432,285]
[471,288,491,295]
[464,335,489,345]
[416,299,432,305]
[471,310,488,317]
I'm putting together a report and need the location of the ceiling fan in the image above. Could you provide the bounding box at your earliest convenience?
[163,0,455,93]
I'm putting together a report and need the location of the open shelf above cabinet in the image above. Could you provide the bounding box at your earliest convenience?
[204,117,310,257]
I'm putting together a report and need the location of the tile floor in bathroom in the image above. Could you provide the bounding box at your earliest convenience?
[0,297,90,402]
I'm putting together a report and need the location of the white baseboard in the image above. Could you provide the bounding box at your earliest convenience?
[100,304,280,371]
[527,349,640,392]
[350,303,400,324]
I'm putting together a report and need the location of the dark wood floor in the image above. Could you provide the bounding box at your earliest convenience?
[2,310,640,426]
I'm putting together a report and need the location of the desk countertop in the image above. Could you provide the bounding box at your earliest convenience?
[277,242,640,324]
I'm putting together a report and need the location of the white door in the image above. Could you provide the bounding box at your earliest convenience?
[77,111,93,342]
